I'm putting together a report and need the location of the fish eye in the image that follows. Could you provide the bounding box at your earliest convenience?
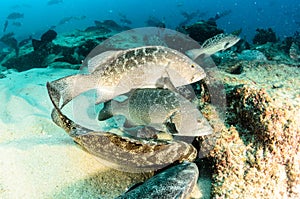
[191,64,195,68]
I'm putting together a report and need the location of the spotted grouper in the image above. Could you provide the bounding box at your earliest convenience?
[186,33,240,59]
[98,88,213,138]
[47,46,207,109]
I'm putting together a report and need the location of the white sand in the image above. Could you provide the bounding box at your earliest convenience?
[0,68,148,199]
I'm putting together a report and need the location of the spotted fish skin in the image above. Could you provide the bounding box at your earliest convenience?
[116,162,199,199]
[47,83,197,172]
[47,45,206,108]
[98,88,213,137]
[186,33,240,59]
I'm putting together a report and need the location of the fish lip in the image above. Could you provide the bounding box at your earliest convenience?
[192,72,206,82]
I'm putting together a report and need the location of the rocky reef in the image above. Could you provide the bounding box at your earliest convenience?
[0,19,299,198]
[205,59,300,198]
[0,27,115,71]
[179,20,224,44]
[253,28,278,45]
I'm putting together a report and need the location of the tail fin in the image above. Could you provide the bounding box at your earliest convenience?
[185,48,205,60]
[47,74,96,109]
[98,101,113,121]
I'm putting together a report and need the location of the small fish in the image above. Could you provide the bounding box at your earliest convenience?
[47,46,206,109]
[47,83,197,172]
[6,12,24,20]
[58,16,73,25]
[3,20,8,32]
[120,18,132,25]
[116,162,199,198]
[186,33,240,59]
[12,21,22,27]
[98,88,213,138]
[58,16,86,25]
[10,4,31,9]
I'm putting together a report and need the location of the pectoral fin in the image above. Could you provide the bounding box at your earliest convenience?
[155,76,178,92]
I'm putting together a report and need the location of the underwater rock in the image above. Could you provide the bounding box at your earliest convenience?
[289,42,300,60]
[182,20,224,44]
[237,49,267,61]
[0,29,110,71]
[32,29,57,51]
[1,51,48,71]
[210,60,300,198]
[254,42,293,62]
[224,61,244,74]
[253,28,277,45]
[0,32,19,56]
[234,39,251,53]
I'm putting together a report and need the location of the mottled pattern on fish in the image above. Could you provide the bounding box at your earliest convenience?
[47,83,197,172]
[127,88,180,124]
[99,88,213,137]
[201,33,239,49]
[117,162,199,199]
[186,33,240,59]
[48,45,206,108]
[91,46,205,88]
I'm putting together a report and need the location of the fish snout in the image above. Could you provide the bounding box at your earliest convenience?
[191,71,206,82]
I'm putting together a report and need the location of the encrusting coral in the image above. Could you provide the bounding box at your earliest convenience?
[209,73,300,198]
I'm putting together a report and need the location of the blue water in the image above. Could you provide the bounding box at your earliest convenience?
[0,0,299,42]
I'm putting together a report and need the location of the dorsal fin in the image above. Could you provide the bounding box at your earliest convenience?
[87,50,124,73]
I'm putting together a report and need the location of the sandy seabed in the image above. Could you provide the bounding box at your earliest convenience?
[0,68,150,199]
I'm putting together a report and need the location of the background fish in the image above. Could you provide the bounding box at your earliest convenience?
[98,88,213,138]
[186,33,240,59]
[116,162,199,198]
[6,12,24,20]
[47,46,206,108]
[3,20,8,32]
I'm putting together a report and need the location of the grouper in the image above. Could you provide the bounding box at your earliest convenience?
[47,46,207,109]
[98,88,213,138]
[186,33,240,59]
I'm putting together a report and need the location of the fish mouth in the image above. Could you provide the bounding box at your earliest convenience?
[191,72,206,82]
